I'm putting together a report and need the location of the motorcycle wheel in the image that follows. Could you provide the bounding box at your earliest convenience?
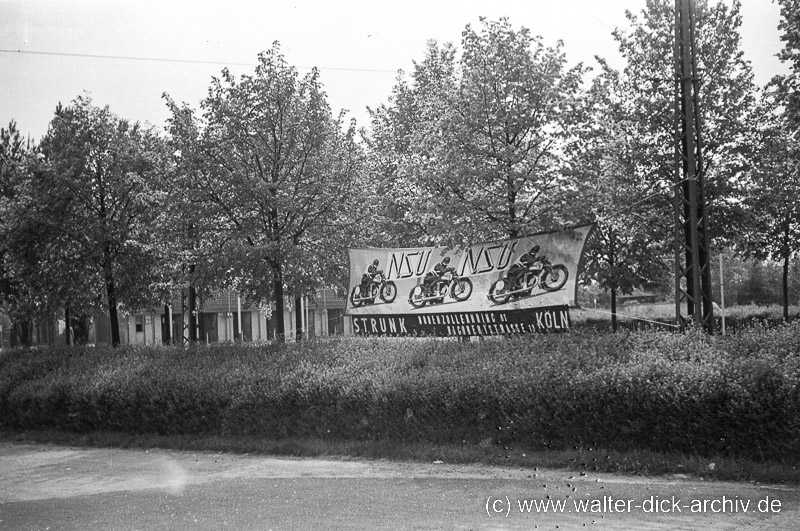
[350,286,364,308]
[488,279,510,304]
[380,281,398,303]
[408,285,427,308]
[542,264,569,292]
[451,278,473,301]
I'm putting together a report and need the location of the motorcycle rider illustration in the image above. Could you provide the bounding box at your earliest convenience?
[361,259,382,297]
[507,245,544,289]
[488,243,569,304]
[408,255,473,308]
[351,258,398,307]
[423,257,453,296]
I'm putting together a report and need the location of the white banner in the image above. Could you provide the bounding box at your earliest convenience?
[346,225,594,319]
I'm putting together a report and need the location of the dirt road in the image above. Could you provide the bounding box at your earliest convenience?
[0,442,797,530]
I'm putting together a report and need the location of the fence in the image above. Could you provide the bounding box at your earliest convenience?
[572,316,789,334]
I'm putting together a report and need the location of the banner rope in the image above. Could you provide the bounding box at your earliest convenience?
[577,307,681,328]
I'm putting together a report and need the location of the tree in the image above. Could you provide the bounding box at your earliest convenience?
[583,0,760,328]
[744,118,800,318]
[559,1,759,326]
[610,0,759,249]
[2,120,113,346]
[366,18,588,245]
[37,95,169,346]
[446,18,587,241]
[773,0,800,130]
[3,192,103,345]
[0,121,41,345]
[166,43,362,342]
[364,40,459,247]
[743,0,800,320]
[577,65,672,330]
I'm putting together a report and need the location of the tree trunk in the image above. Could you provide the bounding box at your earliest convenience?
[188,286,198,343]
[164,303,171,345]
[609,230,617,333]
[14,320,32,347]
[272,259,286,343]
[295,295,303,342]
[75,314,91,344]
[268,183,286,342]
[611,288,618,333]
[783,250,790,322]
[65,303,72,346]
[104,261,121,347]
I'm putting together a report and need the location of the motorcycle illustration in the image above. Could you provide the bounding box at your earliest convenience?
[408,269,473,309]
[350,272,398,307]
[487,258,569,304]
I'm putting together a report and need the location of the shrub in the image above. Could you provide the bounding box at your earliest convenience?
[1,325,798,462]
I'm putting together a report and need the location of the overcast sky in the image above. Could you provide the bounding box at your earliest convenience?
[0,0,788,142]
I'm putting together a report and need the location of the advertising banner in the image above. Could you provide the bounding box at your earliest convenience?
[346,224,594,337]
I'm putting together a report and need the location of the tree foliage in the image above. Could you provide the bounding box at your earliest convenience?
[2,121,102,345]
[367,18,588,245]
[744,0,800,320]
[0,4,792,344]
[364,40,459,247]
[577,65,672,328]
[166,43,362,340]
[0,121,43,344]
[611,0,758,247]
[572,0,759,323]
[773,0,800,128]
[33,95,169,346]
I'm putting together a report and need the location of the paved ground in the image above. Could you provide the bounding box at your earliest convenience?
[0,442,797,530]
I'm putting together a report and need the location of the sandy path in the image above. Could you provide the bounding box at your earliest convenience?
[0,442,797,530]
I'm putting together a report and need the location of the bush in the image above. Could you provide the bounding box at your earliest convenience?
[1,326,798,462]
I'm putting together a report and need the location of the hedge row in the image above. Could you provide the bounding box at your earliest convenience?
[1,324,799,461]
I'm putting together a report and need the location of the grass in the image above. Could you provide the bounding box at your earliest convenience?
[2,428,797,486]
[2,325,799,486]
[573,302,800,323]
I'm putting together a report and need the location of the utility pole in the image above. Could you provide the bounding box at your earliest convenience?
[673,0,714,332]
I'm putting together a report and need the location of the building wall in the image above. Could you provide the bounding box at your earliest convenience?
[128,313,158,346]
[10,288,350,348]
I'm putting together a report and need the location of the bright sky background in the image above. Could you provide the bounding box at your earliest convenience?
[0,0,789,142]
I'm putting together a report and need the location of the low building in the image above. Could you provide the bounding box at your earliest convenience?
[101,287,350,346]
[3,287,350,348]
